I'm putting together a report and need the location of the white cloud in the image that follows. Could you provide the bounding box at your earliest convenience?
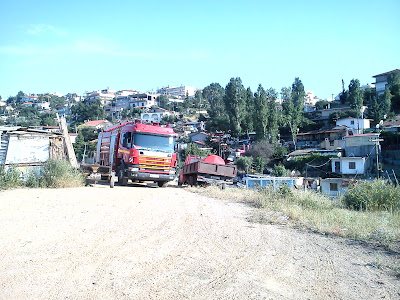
[0,36,210,60]
[26,24,68,36]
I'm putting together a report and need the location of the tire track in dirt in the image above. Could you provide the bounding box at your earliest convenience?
[1,186,399,300]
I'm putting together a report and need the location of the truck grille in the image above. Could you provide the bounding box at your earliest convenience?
[138,155,172,173]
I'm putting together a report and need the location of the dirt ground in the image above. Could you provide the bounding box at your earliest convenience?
[0,183,399,300]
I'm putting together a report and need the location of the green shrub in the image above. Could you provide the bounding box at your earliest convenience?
[342,180,400,212]
[235,156,253,173]
[25,160,85,188]
[273,144,288,161]
[272,164,287,177]
[0,166,22,189]
[253,157,266,173]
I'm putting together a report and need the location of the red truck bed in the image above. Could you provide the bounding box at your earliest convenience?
[182,161,237,178]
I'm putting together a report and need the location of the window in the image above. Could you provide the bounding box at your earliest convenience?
[351,120,355,125]
[330,140,334,146]
[349,162,356,169]
[330,183,338,191]
[122,132,132,148]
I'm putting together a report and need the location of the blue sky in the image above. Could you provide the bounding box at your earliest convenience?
[0,0,399,99]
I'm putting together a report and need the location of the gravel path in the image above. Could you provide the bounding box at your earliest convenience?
[0,184,399,299]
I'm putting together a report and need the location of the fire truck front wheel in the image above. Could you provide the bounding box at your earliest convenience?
[157,181,169,188]
[118,169,128,186]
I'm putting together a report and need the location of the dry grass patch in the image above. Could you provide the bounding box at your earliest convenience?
[189,186,400,252]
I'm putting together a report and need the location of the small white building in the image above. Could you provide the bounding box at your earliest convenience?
[336,118,370,135]
[320,178,349,197]
[331,157,366,175]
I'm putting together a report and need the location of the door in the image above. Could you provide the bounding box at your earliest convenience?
[335,161,341,173]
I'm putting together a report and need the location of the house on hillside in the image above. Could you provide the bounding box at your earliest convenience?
[21,94,39,103]
[141,108,170,122]
[189,132,209,144]
[56,105,70,117]
[382,119,400,132]
[373,69,400,95]
[329,133,380,176]
[115,92,159,109]
[336,117,370,135]
[296,127,346,150]
[331,157,366,175]
[157,85,195,98]
[81,119,113,130]
[85,89,116,106]
[344,133,379,158]
[36,102,51,111]
[312,105,368,127]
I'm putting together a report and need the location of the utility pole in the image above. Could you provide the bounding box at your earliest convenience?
[369,134,384,179]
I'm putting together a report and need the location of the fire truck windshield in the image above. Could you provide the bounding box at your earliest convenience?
[133,133,175,153]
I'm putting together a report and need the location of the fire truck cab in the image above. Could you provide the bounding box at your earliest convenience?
[95,120,177,187]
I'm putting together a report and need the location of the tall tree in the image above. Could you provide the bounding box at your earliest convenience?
[203,83,225,118]
[241,87,255,134]
[339,79,348,104]
[348,79,363,117]
[16,91,25,103]
[382,88,392,116]
[282,77,305,149]
[223,77,246,135]
[387,70,400,112]
[193,90,203,109]
[71,100,105,124]
[266,88,279,143]
[157,95,169,109]
[253,84,269,140]
[203,83,229,132]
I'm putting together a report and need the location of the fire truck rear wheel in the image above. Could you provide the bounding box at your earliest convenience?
[118,169,128,186]
[188,176,197,187]
[157,181,168,188]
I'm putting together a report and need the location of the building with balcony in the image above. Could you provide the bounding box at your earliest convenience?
[157,85,195,98]
[372,69,399,95]
[85,89,116,106]
[115,93,159,109]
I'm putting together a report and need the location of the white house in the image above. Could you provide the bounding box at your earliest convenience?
[141,108,170,122]
[331,157,366,175]
[36,102,51,110]
[336,118,370,135]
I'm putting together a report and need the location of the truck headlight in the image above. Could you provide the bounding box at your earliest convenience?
[129,167,139,172]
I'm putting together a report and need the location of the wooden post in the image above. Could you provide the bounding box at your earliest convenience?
[57,114,78,168]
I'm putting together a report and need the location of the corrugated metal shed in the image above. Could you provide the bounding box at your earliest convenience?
[0,126,67,167]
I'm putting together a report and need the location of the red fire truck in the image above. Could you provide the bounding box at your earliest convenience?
[90,120,177,187]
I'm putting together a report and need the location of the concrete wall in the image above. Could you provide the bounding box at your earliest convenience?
[320,179,348,197]
[5,134,49,164]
